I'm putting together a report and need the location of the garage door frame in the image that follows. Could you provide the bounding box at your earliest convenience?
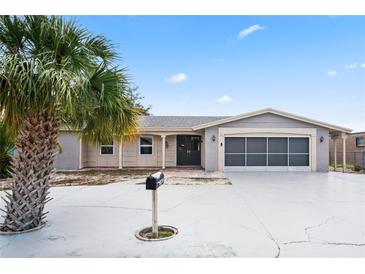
[218,128,317,172]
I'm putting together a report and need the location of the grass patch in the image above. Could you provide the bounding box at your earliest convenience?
[137,226,178,240]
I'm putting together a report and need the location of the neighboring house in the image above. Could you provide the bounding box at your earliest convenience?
[329,132,365,167]
[55,108,352,172]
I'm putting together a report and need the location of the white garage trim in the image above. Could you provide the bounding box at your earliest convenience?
[218,128,317,172]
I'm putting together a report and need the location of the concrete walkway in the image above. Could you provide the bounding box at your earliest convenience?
[0,172,364,257]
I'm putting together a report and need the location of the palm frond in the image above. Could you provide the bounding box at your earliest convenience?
[0,15,142,146]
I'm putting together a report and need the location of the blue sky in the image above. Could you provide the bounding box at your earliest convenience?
[73,16,365,131]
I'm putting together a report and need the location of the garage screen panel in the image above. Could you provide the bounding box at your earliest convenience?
[289,154,309,166]
[289,137,309,153]
[247,137,266,153]
[225,137,245,153]
[225,154,245,166]
[224,137,245,166]
[268,154,288,166]
[289,137,309,166]
[268,137,288,166]
[268,137,288,153]
[246,137,267,166]
[247,154,267,166]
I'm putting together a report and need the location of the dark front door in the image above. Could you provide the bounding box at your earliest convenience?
[177,135,201,166]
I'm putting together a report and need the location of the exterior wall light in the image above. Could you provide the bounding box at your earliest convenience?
[212,135,216,142]
[320,136,324,143]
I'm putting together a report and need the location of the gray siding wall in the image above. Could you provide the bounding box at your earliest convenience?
[158,135,177,167]
[204,113,330,172]
[55,132,80,170]
[204,127,219,171]
[83,141,120,168]
[200,131,206,168]
[122,135,177,167]
[81,140,88,167]
[316,127,330,172]
[219,113,323,129]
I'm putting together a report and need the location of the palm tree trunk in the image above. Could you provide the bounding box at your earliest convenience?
[0,109,60,232]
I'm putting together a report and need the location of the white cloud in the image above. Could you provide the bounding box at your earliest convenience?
[326,70,337,77]
[166,73,187,83]
[344,63,357,70]
[211,57,224,62]
[338,95,356,102]
[360,63,365,68]
[217,95,232,104]
[238,24,265,39]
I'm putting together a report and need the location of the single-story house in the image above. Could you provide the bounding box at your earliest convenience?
[55,108,352,172]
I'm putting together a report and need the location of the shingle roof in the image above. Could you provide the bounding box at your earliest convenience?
[140,116,229,128]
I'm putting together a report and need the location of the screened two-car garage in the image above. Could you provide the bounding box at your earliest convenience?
[224,137,310,171]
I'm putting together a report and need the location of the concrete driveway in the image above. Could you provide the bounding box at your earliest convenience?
[0,172,364,257]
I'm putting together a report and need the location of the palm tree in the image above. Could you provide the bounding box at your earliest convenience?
[0,16,141,233]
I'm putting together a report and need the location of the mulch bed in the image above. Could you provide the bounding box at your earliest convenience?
[0,169,231,191]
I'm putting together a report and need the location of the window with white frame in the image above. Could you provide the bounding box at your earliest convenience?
[140,136,153,154]
[100,141,114,155]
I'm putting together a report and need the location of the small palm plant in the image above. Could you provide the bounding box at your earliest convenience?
[0,123,13,178]
[0,16,141,233]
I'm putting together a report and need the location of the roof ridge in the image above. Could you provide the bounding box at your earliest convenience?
[191,108,352,133]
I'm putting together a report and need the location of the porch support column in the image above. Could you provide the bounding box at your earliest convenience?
[341,133,347,172]
[333,138,337,170]
[118,141,123,169]
[79,137,83,169]
[161,135,166,169]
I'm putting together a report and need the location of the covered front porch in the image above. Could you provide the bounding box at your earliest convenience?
[330,131,349,172]
[138,131,204,170]
[77,130,205,170]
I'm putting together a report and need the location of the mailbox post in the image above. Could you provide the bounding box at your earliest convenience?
[146,171,165,238]
[152,189,158,237]
[136,171,177,241]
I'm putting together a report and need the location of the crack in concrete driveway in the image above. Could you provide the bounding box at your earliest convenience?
[280,217,365,248]
[237,188,281,258]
